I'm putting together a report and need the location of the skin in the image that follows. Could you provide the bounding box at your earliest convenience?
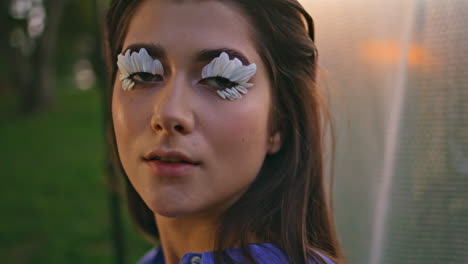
[112,1,281,263]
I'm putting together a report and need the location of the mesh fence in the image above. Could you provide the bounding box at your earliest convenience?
[302,0,468,263]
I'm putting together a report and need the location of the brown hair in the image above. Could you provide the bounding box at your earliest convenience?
[103,0,344,263]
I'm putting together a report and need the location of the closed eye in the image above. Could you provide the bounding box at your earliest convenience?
[199,76,238,90]
[129,72,164,84]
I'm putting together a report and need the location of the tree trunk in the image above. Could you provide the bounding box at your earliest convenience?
[95,0,128,263]
[19,0,69,113]
[37,0,69,110]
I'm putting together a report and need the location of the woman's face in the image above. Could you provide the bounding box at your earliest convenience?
[112,0,279,218]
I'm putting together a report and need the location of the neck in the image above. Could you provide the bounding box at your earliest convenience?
[155,212,220,264]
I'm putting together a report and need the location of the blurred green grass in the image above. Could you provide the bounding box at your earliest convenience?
[0,84,149,263]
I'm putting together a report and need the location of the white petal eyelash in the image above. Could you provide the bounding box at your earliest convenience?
[201,52,256,101]
[116,48,164,91]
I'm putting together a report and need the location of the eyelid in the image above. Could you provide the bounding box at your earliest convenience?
[200,75,237,87]
[201,52,256,84]
[200,76,236,87]
[200,52,257,100]
[117,48,165,90]
[118,48,164,76]
[130,72,164,83]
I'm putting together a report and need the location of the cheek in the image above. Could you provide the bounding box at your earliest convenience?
[111,84,149,165]
[112,87,131,148]
[231,109,267,146]
[205,97,271,180]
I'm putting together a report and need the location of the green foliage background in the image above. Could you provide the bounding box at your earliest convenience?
[0,1,151,263]
[0,82,150,263]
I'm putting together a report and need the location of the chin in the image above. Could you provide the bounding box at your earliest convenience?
[145,196,199,218]
[152,205,189,218]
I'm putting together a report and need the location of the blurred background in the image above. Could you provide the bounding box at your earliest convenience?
[0,0,466,263]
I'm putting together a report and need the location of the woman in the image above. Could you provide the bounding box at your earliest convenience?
[103,0,343,263]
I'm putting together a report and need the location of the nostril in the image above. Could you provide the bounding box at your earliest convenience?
[174,124,184,132]
[155,124,163,131]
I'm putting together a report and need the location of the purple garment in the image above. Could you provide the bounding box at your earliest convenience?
[137,243,335,264]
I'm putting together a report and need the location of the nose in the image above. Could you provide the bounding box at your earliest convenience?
[150,75,194,135]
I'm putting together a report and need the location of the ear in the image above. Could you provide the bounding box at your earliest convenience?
[267,131,282,154]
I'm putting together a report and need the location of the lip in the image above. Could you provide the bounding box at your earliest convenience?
[144,150,199,164]
[143,150,200,178]
[145,160,198,177]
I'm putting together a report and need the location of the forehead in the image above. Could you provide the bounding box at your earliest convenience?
[122,0,257,62]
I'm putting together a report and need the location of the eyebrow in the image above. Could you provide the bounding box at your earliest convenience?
[122,43,252,66]
[123,43,167,60]
[196,48,251,65]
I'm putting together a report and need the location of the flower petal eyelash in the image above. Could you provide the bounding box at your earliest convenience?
[117,48,164,91]
[201,52,257,101]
